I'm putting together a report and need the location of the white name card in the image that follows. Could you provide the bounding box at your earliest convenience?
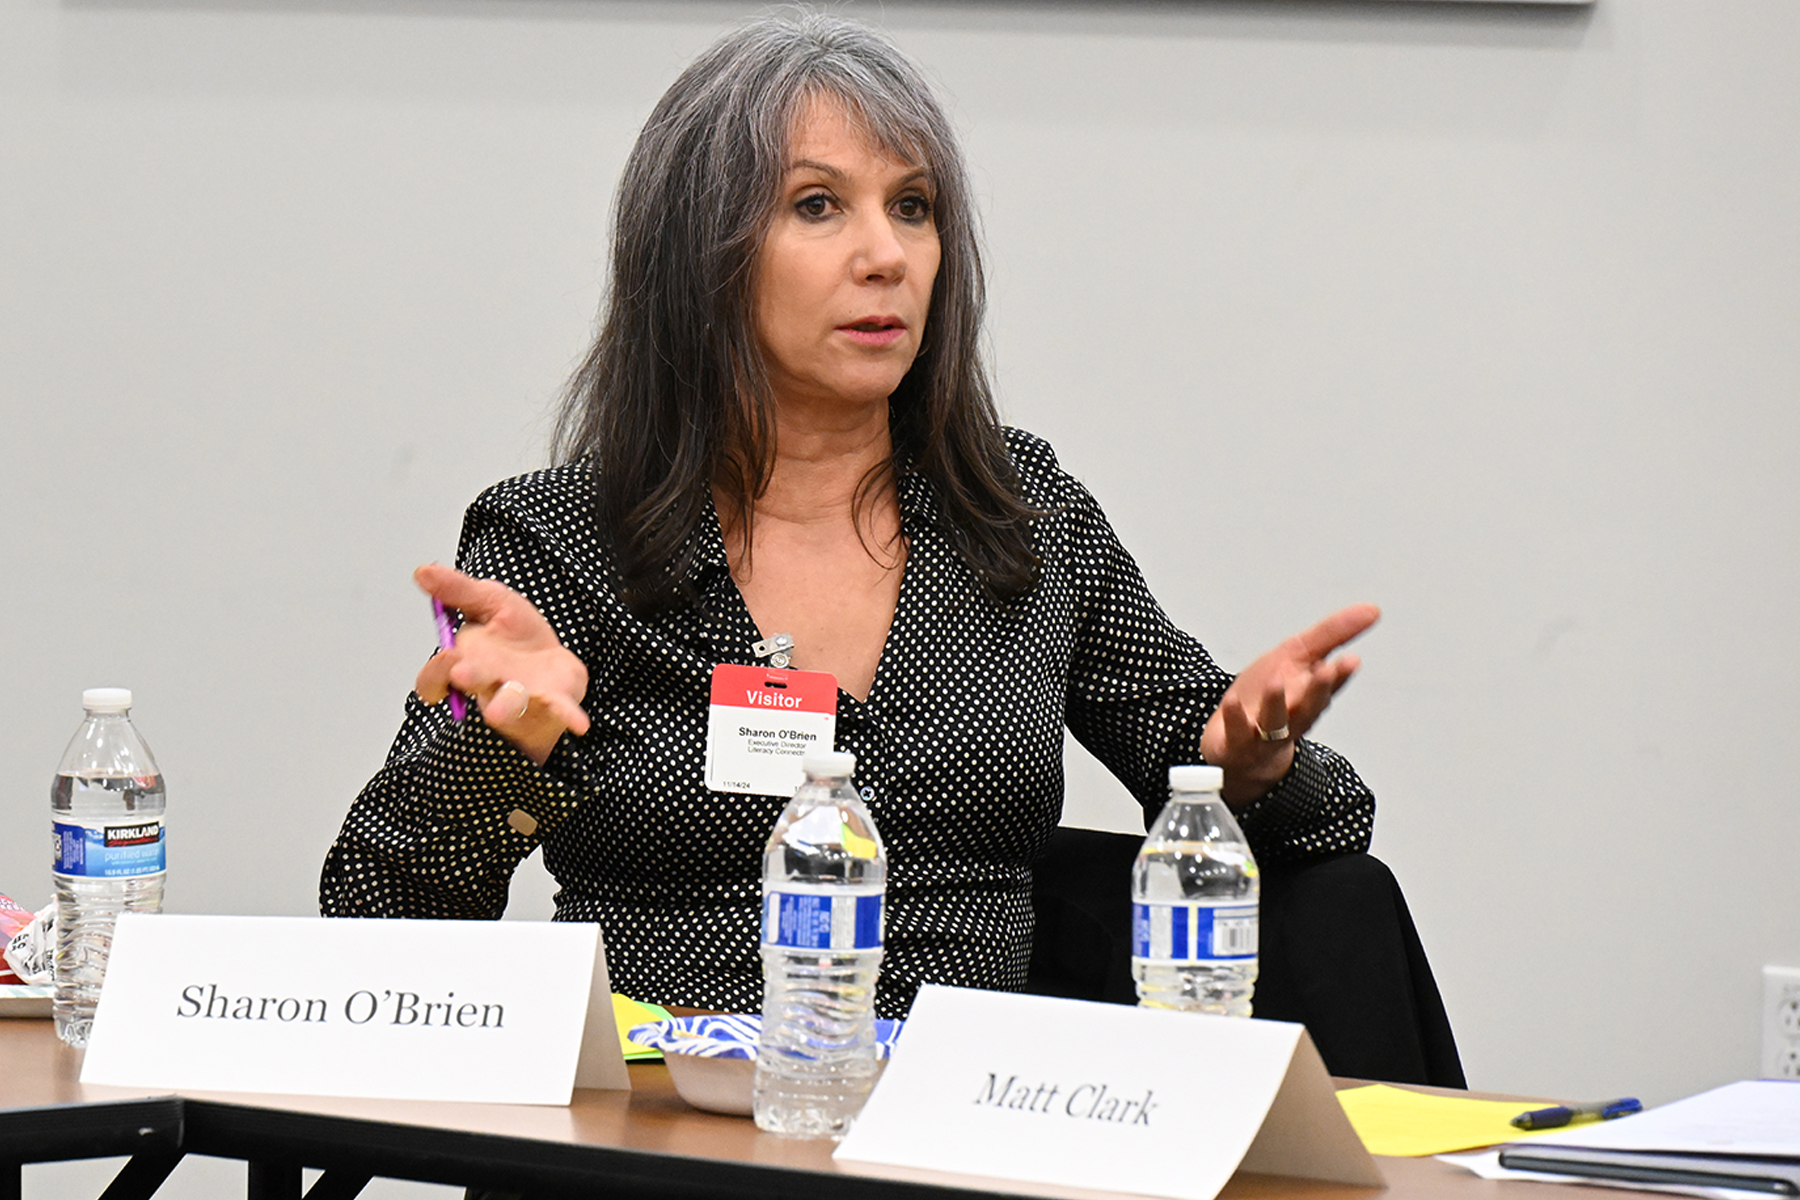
[835,986,1381,1200]
[80,913,629,1105]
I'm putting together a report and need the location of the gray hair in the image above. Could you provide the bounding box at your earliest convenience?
[557,8,1037,612]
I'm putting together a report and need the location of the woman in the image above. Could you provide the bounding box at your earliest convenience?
[320,11,1378,1019]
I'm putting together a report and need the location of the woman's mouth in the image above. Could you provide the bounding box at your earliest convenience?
[838,318,907,347]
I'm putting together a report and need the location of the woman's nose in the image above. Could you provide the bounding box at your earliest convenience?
[852,212,907,281]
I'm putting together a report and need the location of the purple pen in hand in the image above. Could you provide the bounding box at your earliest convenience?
[431,597,468,721]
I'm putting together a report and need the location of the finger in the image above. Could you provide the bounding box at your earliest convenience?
[414,563,518,623]
[1287,664,1338,734]
[489,680,532,725]
[1293,603,1381,661]
[444,657,493,707]
[1217,690,1262,756]
[1254,674,1290,740]
[477,682,592,757]
[538,693,593,737]
[415,648,456,705]
[1283,653,1357,705]
[1285,651,1367,735]
[1327,653,1361,693]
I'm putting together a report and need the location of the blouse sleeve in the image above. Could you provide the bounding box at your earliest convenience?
[319,492,600,919]
[1050,466,1374,866]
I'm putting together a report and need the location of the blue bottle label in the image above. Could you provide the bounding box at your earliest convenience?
[762,890,883,951]
[52,819,166,878]
[1132,902,1257,961]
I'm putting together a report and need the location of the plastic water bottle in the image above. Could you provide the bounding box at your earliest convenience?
[754,749,886,1138]
[52,688,166,1047]
[1132,764,1259,1016]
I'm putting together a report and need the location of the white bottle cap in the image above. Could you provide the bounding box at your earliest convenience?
[1168,764,1224,793]
[802,749,856,779]
[82,688,133,713]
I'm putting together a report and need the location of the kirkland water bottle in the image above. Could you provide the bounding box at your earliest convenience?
[52,688,166,1047]
[1132,764,1258,1016]
[754,749,886,1138]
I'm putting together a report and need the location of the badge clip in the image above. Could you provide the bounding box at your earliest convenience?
[751,632,795,669]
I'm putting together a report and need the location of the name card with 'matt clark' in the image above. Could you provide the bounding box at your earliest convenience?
[80,913,627,1104]
[835,985,1381,1200]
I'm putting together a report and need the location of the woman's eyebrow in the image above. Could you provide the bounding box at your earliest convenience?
[785,158,844,179]
[783,159,931,189]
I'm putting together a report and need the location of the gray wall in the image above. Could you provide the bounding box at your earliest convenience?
[5,0,1797,1134]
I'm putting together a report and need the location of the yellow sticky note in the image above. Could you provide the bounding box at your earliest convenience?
[612,994,672,1061]
[1336,1083,1564,1157]
[842,823,878,860]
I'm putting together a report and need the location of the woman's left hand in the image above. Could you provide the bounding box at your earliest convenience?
[1200,603,1380,808]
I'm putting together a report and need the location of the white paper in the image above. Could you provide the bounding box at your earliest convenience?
[836,985,1321,1200]
[82,913,605,1104]
[1441,1081,1800,1200]
[1523,1080,1800,1156]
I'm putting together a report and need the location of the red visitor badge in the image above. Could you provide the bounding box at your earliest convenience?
[704,663,838,796]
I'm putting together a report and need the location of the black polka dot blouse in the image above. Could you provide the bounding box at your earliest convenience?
[320,429,1374,1018]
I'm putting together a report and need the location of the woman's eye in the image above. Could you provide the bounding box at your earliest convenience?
[795,192,833,219]
[893,194,933,223]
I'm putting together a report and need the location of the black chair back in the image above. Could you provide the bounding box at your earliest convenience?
[1025,826,1466,1088]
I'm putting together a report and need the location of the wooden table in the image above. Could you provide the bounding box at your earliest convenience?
[0,1018,1646,1200]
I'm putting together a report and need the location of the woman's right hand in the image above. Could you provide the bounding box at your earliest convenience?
[413,563,592,766]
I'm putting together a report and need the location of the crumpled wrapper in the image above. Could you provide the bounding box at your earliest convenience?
[1,893,54,986]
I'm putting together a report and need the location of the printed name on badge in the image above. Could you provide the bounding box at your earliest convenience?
[705,663,838,796]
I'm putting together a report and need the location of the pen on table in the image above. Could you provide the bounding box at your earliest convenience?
[431,598,467,722]
[1511,1097,1642,1130]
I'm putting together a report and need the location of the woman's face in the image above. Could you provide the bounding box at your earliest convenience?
[753,96,941,419]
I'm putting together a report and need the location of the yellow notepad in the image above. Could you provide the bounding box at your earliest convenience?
[1336,1083,1564,1156]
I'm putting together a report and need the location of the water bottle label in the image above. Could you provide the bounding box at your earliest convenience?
[1131,902,1257,961]
[762,891,883,951]
[52,819,166,878]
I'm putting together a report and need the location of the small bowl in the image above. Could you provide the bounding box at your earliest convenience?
[626,1014,902,1116]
